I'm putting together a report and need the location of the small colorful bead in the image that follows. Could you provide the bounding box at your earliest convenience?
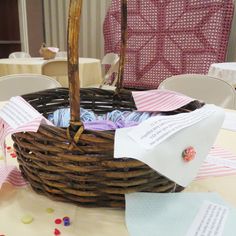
[21,214,34,224]
[6,146,12,153]
[54,218,62,224]
[54,228,61,235]
[63,216,70,226]
[10,153,17,158]
[46,208,55,213]
[182,146,196,162]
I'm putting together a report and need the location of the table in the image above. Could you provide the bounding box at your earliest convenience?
[1,105,236,235]
[0,57,102,87]
[208,62,236,87]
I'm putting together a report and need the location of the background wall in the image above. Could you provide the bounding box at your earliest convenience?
[43,0,111,59]
[26,0,44,56]
[227,2,236,62]
[42,0,236,61]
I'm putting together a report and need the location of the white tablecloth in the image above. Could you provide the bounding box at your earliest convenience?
[0,58,102,87]
[208,62,236,87]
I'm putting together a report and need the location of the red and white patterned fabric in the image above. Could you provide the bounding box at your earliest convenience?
[132,89,194,112]
[104,0,234,89]
[0,165,28,188]
[196,146,236,180]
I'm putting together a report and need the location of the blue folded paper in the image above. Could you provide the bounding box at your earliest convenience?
[125,192,236,236]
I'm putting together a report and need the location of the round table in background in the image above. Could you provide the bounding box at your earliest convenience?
[0,57,102,87]
[208,62,236,87]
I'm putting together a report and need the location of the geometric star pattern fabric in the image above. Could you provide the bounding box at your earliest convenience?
[104,0,234,89]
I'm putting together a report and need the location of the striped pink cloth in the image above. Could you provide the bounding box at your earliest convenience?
[0,165,28,188]
[132,89,194,112]
[0,118,49,154]
[196,146,236,180]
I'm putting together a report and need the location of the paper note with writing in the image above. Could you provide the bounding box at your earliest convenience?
[222,111,236,132]
[115,105,224,186]
[128,104,217,150]
[186,201,229,236]
[196,146,236,180]
[132,89,194,112]
[125,192,236,236]
[0,96,40,129]
[0,96,53,160]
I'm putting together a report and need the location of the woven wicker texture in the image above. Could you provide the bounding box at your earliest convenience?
[12,0,204,208]
[104,0,234,89]
[13,88,202,208]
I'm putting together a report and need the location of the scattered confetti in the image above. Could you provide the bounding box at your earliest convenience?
[46,208,55,213]
[54,218,62,224]
[21,214,34,224]
[10,153,17,158]
[54,228,61,235]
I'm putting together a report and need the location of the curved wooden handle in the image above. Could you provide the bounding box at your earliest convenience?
[67,0,127,124]
[116,0,127,91]
[68,0,82,124]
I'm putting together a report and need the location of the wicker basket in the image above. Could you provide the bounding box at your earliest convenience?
[12,0,203,208]
[39,43,57,60]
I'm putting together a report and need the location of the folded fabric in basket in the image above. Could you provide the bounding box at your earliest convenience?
[48,107,159,130]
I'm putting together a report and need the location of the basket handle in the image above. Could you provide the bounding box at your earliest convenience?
[116,0,127,91]
[67,0,127,140]
[67,0,84,147]
[68,0,82,125]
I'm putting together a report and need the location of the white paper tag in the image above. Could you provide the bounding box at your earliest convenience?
[185,201,229,236]
[0,96,40,129]
[205,155,236,169]
[128,105,216,149]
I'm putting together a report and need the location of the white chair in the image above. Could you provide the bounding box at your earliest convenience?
[9,52,31,59]
[41,59,68,87]
[86,53,119,90]
[101,52,120,86]
[158,74,236,109]
[0,74,62,101]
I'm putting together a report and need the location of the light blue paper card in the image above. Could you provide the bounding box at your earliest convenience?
[125,192,236,236]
